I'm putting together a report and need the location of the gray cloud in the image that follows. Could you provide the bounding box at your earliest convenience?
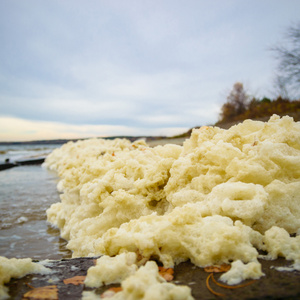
[0,0,300,140]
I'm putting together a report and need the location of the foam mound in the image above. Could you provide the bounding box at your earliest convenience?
[44,115,300,286]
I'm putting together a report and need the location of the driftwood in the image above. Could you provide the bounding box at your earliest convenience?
[0,157,46,171]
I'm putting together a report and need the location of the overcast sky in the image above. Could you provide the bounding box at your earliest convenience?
[0,0,299,141]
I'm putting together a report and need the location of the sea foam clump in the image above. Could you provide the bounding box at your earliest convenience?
[44,115,300,289]
[0,256,51,299]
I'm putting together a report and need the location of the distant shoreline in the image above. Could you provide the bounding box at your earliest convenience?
[0,135,168,146]
[2,115,291,146]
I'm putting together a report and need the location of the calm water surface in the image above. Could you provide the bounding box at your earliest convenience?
[0,145,72,260]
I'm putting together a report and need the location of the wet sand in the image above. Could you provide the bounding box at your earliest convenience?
[6,257,300,299]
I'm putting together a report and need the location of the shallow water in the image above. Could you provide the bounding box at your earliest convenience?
[0,148,72,260]
[0,144,58,164]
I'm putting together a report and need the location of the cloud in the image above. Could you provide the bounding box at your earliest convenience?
[0,116,132,141]
[0,116,189,142]
[1,64,219,127]
[1,0,300,141]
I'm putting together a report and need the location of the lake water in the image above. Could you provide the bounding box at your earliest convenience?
[0,144,58,164]
[0,144,72,260]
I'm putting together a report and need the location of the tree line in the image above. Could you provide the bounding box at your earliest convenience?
[218,22,300,125]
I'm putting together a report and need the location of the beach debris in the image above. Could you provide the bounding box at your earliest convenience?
[158,266,174,281]
[204,264,231,273]
[63,275,86,285]
[205,264,256,297]
[206,273,225,297]
[23,285,58,300]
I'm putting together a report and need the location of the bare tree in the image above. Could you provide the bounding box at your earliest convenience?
[271,22,300,98]
[273,75,290,99]
[219,82,249,122]
[226,82,249,115]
